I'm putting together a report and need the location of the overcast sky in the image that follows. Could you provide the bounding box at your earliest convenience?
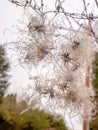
[0,0,30,95]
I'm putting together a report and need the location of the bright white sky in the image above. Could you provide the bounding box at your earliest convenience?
[0,1,98,130]
[0,0,30,95]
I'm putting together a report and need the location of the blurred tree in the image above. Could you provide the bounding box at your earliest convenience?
[90,117,98,130]
[93,53,98,89]
[0,45,10,100]
[90,53,98,130]
[0,94,67,130]
[92,53,98,112]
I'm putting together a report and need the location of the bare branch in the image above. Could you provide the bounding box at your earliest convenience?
[95,0,98,8]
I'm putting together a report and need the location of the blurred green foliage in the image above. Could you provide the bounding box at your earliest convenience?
[90,53,98,130]
[0,94,68,130]
[0,45,10,101]
[93,53,98,89]
[90,117,98,130]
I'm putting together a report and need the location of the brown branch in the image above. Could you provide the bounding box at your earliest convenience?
[82,0,88,15]
[95,0,98,8]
